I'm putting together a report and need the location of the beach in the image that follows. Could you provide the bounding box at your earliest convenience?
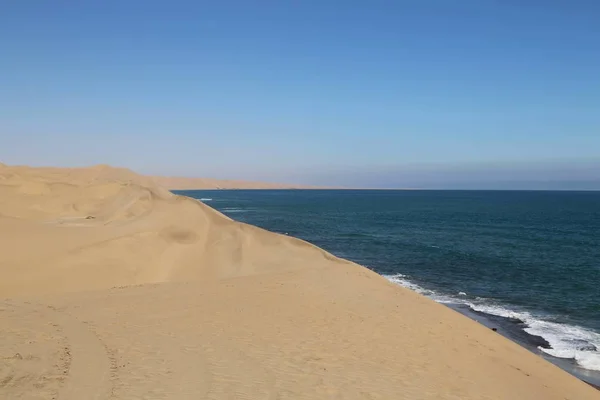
[1,164,598,399]
[185,189,600,383]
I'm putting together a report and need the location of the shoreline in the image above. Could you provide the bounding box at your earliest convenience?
[447,303,600,389]
[182,187,600,388]
[1,164,599,399]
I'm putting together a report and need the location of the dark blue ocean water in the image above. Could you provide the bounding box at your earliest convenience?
[178,190,600,373]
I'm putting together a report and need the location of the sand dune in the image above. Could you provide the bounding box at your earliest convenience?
[152,175,318,190]
[0,164,597,399]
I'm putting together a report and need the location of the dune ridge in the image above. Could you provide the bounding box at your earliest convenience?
[152,174,320,190]
[0,163,597,399]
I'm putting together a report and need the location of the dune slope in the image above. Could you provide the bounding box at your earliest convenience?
[0,164,597,399]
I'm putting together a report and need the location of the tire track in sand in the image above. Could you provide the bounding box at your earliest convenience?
[43,304,113,400]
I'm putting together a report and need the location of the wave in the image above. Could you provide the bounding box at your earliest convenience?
[384,273,600,372]
[221,208,247,213]
[199,198,213,201]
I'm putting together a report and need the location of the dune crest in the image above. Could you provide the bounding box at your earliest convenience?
[152,175,320,190]
[0,163,597,399]
[0,164,339,296]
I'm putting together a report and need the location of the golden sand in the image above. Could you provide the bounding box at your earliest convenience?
[0,163,597,399]
[152,174,316,190]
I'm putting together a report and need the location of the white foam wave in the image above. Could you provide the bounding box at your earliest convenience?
[199,198,213,201]
[384,274,462,304]
[527,319,600,371]
[384,273,600,372]
[221,208,247,213]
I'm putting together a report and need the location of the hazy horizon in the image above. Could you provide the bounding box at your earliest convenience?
[3,159,599,191]
[2,2,599,189]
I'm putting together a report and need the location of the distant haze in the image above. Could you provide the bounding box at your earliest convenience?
[283,161,600,190]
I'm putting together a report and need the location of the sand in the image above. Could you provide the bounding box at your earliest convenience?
[0,163,597,399]
[152,175,318,190]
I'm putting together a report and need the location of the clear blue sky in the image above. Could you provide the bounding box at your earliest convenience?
[2,1,599,188]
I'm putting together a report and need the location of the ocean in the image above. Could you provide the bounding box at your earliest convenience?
[177,189,600,384]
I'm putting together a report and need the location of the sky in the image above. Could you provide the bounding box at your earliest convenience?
[1,1,599,189]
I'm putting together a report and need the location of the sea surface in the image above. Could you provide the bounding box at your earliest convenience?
[178,189,600,382]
